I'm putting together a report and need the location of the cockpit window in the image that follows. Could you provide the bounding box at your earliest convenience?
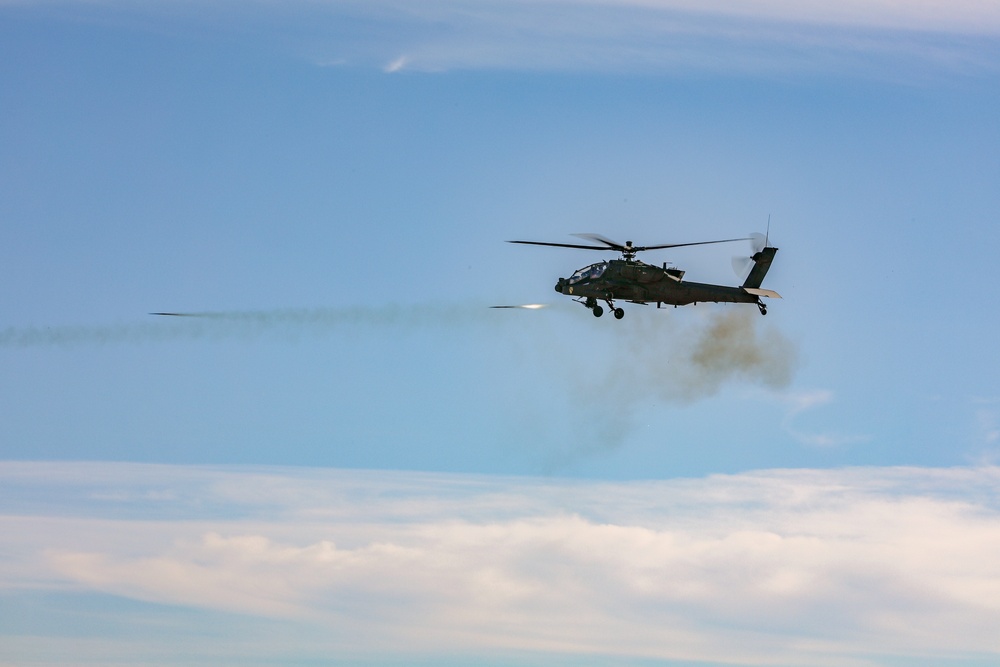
[567,262,607,285]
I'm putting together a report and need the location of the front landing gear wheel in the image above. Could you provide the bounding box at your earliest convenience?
[593,305,604,318]
[614,308,625,320]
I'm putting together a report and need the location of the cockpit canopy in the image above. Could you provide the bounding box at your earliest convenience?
[567,261,608,285]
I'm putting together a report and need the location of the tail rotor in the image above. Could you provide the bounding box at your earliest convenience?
[731,232,767,280]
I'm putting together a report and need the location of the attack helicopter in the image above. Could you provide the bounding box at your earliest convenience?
[506,232,780,319]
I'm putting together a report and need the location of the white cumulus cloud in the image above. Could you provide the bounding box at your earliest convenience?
[3,462,1000,665]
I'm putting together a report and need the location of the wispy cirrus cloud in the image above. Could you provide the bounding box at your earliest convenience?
[970,396,1000,465]
[3,462,1000,665]
[9,0,1000,34]
[6,0,999,75]
[973,397,1000,444]
[282,0,1000,75]
[554,0,1000,34]
[779,389,871,447]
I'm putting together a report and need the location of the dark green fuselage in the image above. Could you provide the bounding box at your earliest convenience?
[555,247,777,308]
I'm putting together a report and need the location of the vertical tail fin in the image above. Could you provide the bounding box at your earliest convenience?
[742,246,778,289]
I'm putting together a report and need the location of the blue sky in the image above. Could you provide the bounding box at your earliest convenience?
[2,1,1000,665]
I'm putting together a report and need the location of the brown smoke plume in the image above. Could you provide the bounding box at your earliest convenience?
[669,308,796,400]
[536,307,798,469]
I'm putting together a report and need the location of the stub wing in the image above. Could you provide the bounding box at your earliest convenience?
[743,287,782,299]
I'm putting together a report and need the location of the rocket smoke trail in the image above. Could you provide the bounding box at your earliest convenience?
[3,303,798,469]
[2,305,796,401]
[0,304,481,347]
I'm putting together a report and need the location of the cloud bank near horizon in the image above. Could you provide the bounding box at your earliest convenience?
[3,461,1000,666]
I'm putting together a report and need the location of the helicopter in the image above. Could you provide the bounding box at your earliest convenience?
[505,232,780,319]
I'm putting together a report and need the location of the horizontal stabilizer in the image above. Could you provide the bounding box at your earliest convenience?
[743,287,782,299]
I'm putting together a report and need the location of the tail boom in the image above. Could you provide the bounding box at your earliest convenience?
[742,246,778,289]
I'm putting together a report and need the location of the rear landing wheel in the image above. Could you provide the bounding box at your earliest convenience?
[614,308,625,320]
[758,302,767,316]
[593,305,604,317]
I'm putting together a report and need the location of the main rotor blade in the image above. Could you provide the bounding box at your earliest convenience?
[507,240,613,251]
[636,237,751,252]
[571,233,625,250]
[509,236,752,253]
